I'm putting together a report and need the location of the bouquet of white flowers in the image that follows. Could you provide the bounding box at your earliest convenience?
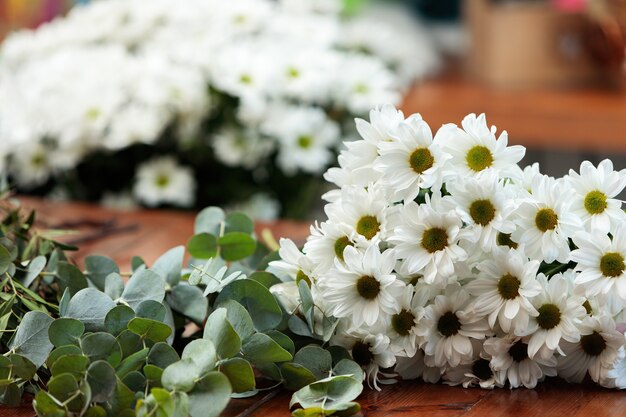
[0,0,440,218]
[270,105,626,390]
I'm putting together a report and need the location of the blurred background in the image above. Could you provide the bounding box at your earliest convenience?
[0,0,625,218]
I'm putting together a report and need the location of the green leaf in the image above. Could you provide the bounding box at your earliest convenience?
[0,245,11,275]
[104,272,124,300]
[220,358,255,393]
[136,300,166,322]
[250,271,281,289]
[59,288,71,316]
[9,310,54,368]
[195,207,225,235]
[117,330,143,358]
[115,347,149,379]
[182,339,217,374]
[84,255,119,290]
[23,255,46,287]
[281,363,317,391]
[172,391,190,417]
[225,212,254,234]
[49,373,82,411]
[56,262,88,296]
[218,232,257,261]
[266,330,296,357]
[148,342,180,369]
[144,364,163,386]
[87,360,116,402]
[84,406,107,417]
[216,280,282,332]
[255,362,282,381]
[121,269,165,310]
[215,300,255,341]
[50,354,89,378]
[327,346,351,366]
[9,354,37,379]
[294,345,333,381]
[187,233,218,260]
[332,359,364,381]
[241,333,292,364]
[105,305,135,336]
[131,256,146,272]
[122,370,146,392]
[47,345,82,369]
[204,308,241,359]
[34,391,65,417]
[128,317,172,342]
[0,381,21,406]
[152,246,184,286]
[81,332,122,366]
[288,315,314,338]
[64,288,115,332]
[188,371,232,417]
[109,378,135,416]
[48,317,84,347]
[167,283,208,323]
[161,358,199,392]
[290,376,363,410]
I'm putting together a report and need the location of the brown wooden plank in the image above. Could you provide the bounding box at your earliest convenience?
[401,75,626,152]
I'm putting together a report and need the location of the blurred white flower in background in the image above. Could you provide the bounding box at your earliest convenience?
[133,156,196,208]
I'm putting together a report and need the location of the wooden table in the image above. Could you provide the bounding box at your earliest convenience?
[3,197,625,417]
[401,74,626,153]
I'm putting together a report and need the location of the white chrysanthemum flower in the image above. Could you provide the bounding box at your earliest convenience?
[606,344,626,389]
[571,225,626,300]
[319,245,405,327]
[435,113,525,180]
[521,272,586,359]
[557,315,625,384]
[443,349,502,389]
[387,284,424,357]
[394,349,443,383]
[303,221,362,274]
[416,284,490,368]
[132,156,195,207]
[325,185,391,244]
[466,247,541,334]
[375,115,451,202]
[331,328,396,390]
[446,171,516,252]
[567,159,626,234]
[9,142,53,188]
[483,336,557,389]
[513,175,582,263]
[212,127,274,169]
[262,105,339,175]
[227,192,280,221]
[389,199,469,285]
[268,238,316,285]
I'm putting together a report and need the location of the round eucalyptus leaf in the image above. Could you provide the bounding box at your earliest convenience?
[161,358,199,392]
[116,330,143,358]
[280,363,317,391]
[104,272,124,300]
[203,308,241,360]
[56,262,88,297]
[289,375,363,410]
[121,370,146,393]
[131,256,146,272]
[48,372,79,402]
[120,269,165,310]
[215,280,282,332]
[333,359,364,381]
[152,245,184,286]
[115,347,149,379]
[50,354,89,378]
[224,212,254,235]
[9,310,54,368]
[81,332,122,366]
[219,358,255,393]
[33,390,65,416]
[64,288,115,332]
[87,360,116,402]
[249,271,281,289]
[182,339,217,374]
[218,232,257,261]
[148,342,180,369]
[294,345,333,381]
[241,333,292,364]
[187,233,218,260]
[9,354,37,380]
[128,317,172,342]
[215,300,254,341]
[143,364,164,386]
[105,305,135,336]
[136,300,166,322]
[194,207,225,235]
[84,405,107,417]
[48,317,84,347]
[46,345,82,369]
[84,255,119,290]
[266,330,295,357]
[166,283,208,324]
[188,371,232,417]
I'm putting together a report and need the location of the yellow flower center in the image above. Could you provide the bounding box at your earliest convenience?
[535,208,558,232]
[498,273,520,300]
[333,236,353,262]
[421,227,448,253]
[599,252,625,277]
[356,215,380,240]
[584,190,608,215]
[409,148,434,174]
[356,275,380,300]
[469,199,496,226]
[466,145,493,172]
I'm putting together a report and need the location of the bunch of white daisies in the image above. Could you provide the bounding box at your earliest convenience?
[269,104,626,390]
[0,0,439,215]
